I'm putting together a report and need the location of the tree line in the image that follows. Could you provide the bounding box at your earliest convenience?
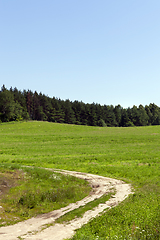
[0,85,160,127]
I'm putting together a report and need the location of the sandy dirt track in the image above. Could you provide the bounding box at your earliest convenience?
[0,169,133,240]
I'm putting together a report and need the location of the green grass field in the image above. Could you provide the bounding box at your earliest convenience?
[0,121,159,239]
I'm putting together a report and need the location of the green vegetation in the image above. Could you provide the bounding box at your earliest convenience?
[1,85,160,127]
[0,165,91,226]
[56,192,113,224]
[0,121,159,239]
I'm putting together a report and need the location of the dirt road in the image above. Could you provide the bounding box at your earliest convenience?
[0,169,133,240]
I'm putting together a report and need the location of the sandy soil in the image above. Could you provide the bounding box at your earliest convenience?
[0,169,133,240]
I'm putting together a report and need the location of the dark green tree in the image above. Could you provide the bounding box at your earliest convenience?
[121,109,134,127]
[0,88,23,122]
[149,103,160,125]
[103,105,116,127]
[137,104,149,126]
[63,100,76,124]
[145,105,152,125]
[114,105,122,126]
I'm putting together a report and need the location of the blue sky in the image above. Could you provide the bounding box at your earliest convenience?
[0,0,160,108]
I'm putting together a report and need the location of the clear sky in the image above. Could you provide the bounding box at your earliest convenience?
[0,0,160,108]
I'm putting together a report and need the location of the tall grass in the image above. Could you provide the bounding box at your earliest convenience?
[0,121,159,239]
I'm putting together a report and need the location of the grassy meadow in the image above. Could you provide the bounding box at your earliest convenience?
[0,121,159,239]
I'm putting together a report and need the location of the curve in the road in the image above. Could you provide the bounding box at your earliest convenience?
[0,169,133,240]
